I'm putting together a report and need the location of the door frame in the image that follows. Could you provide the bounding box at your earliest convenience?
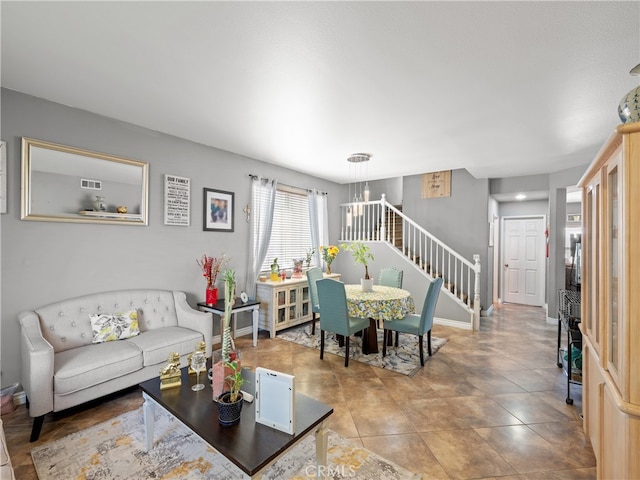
[499,215,547,306]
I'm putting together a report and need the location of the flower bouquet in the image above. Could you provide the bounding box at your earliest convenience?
[319,245,339,274]
[197,254,229,304]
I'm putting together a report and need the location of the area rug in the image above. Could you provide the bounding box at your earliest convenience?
[277,324,447,377]
[31,407,422,480]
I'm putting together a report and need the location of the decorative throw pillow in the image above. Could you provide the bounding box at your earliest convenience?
[89,310,140,344]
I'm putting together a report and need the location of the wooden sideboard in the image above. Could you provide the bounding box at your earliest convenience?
[579,121,640,479]
[256,273,341,338]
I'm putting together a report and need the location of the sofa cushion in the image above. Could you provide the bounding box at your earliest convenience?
[125,326,202,366]
[89,310,140,343]
[54,341,143,395]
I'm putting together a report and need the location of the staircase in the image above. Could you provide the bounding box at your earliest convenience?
[340,194,481,330]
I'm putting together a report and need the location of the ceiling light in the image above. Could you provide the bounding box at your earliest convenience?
[515,194,527,200]
[347,153,372,216]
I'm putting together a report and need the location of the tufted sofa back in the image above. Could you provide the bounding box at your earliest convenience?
[35,289,179,353]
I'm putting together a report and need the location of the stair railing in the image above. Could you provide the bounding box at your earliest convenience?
[340,194,481,329]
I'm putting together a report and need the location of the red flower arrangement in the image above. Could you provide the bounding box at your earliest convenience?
[196,254,229,288]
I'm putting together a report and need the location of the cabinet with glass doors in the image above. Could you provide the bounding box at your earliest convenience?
[579,122,640,479]
[256,273,341,338]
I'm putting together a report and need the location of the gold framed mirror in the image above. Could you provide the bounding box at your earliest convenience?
[21,137,149,225]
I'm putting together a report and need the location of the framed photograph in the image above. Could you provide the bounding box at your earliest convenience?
[255,367,295,434]
[203,188,234,232]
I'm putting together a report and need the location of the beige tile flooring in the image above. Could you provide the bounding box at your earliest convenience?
[3,303,595,479]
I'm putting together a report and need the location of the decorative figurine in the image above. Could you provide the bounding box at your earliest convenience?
[188,341,207,375]
[159,352,182,390]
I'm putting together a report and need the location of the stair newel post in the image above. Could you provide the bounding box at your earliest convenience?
[380,193,387,242]
[473,254,481,331]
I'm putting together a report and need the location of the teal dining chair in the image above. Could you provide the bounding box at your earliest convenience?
[378,268,403,288]
[306,267,324,335]
[382,276,443,366]
[316,279,369,367]
[378,268,403,346]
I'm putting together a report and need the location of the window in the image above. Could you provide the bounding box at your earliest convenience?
[257,185,315,272]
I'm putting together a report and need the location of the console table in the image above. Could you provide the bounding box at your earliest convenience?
[256,273,341,338]
[198,298,260,347]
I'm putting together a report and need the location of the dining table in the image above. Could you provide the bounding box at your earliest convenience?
[344,284,415,354]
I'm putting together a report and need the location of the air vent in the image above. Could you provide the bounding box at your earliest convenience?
[81,178,102,190]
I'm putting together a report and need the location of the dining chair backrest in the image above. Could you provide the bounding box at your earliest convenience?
[379,268,403,288]
[306,267,323,314]
[419,277,444,333]
[316,278,349,337]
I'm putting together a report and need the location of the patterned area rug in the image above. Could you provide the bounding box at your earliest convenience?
[277,324,447,377]
[31,407,422,480]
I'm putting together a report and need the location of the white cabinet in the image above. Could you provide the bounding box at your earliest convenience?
[256,273,341,338]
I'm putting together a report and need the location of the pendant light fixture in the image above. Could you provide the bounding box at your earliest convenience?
[347,153,372,218]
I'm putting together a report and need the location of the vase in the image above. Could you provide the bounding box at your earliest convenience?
[93,195,106,212]
[206,287,218,305]
[326,264,332,274]
[361,278,374,292]
[618,86,640,124]
[208,349,241,399]
[217,391,244,426]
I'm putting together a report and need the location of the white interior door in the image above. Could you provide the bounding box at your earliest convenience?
[502,216,545,306]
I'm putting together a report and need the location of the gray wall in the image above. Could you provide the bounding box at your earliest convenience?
[0,89,344,387]
[499,200,548,217]
[402,169,491,308]
[546,164,588,318]
[367,177,402,206]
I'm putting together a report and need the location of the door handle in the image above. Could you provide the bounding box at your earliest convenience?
[504,264,509,268]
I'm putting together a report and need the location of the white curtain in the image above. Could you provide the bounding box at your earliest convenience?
[308,189,328,267]
[246,177,277,298]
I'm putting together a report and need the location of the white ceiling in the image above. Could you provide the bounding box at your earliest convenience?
[2,1,639,184]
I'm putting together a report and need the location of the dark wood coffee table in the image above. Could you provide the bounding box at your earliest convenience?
[139,365,333,479]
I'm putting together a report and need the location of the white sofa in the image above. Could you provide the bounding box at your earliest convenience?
[18,289,212,441]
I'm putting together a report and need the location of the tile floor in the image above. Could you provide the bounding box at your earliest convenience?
[3,303,595,479]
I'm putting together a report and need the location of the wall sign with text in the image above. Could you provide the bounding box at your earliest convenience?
[164,174,191,226]
[421,170,451,198]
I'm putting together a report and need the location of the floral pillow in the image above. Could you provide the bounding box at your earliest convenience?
[89,310,140,344]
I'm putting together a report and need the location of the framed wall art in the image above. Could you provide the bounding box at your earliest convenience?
[203,188,234,232]
[164,174,190,226]
[421,170,451,198]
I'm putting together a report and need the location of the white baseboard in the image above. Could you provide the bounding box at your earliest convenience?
[434,317,473,330]
[546,316,557,324]
[212,326,255,346]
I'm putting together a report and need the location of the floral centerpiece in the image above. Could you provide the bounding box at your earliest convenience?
[319,245,339,274]
[197,254,229,304]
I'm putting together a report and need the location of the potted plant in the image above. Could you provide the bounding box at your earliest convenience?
[211,268,242,401]
[341,242,375,291]
[270,258,280,281]
[217,358,245,426]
